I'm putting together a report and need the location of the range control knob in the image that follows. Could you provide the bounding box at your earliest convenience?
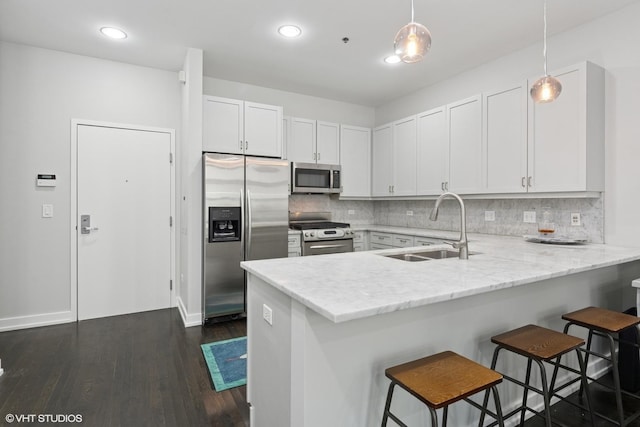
[310,232,315,237]
[304,232,309,237]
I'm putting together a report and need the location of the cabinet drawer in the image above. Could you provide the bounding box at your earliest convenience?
[370,232,393,245]
[415,237,443,246]
[354,243,365,252]
[288,250,301,257]
[392,235,415,247]
[370,243,392,250]
[288,233,301,248]
[353,231,365,243]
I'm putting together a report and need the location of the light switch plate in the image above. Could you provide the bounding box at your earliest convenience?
[348,209,355,215]
[42,204,54,218]
[485,211,495,221]
[406,210,413,216]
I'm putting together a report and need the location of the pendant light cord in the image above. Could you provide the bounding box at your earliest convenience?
[411,0,415,22]
[543,0,548,76]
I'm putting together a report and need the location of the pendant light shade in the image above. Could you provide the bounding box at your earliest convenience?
[530,75,562,103]
[531,0,561,103]
[394,0,431,64]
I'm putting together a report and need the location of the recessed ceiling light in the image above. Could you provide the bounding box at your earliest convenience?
[100,27,128,40]
[384,55,401,64]
[278,25,302,38]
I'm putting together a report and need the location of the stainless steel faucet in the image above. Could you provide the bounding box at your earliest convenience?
[429,192,469,260]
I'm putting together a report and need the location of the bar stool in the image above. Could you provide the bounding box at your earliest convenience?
[480,324,594,427]
[381,350,505,427]
[558,306,640,426]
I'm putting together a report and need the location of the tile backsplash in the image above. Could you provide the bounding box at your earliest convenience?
[289,195,604,243]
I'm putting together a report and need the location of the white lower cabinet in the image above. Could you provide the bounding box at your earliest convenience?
[288,232,301,257]
[353,231,367,252]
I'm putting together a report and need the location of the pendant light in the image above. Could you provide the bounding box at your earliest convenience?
[530,0,561,103]
[394,0,431,64]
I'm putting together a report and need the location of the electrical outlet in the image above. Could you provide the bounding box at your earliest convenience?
[484,211,495,221]
[42,204,54,218]
[406,210,414,216]
[523,211,537,223]
[348,209,355,215]
[571,212,581,226]
[262,304,273,326]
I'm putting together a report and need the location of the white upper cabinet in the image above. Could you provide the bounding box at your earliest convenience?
[244,101,283,157]
[287,118,340,164]
[417,106,448,195]
[447,95,483,194]
[371,117,417,196]
[203,95,283,158]
[392,116,417,196]
[288,117,316,163]
[372,124,393,197]
[339,125,371,198]
[203,96,243,154]
[483,82,528,193]
[527,62,604,193]
[316,121,340,164]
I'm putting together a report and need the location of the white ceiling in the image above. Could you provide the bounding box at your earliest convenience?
[1,0,638,106]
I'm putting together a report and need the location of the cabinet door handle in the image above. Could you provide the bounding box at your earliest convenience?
[441,182,445,191]
[521,177,526,188]
[245,141,248,150]
[317,152,321,160]
[527,176,532,187]
[239,140,243,150]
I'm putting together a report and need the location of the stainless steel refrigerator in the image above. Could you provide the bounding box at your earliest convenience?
[203,153,289,321]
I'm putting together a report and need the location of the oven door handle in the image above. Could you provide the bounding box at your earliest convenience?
[308,243,350,249]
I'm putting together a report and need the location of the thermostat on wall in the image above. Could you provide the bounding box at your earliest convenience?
[36,174,57,187]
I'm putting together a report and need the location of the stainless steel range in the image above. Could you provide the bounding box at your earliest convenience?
[289,212,354,256]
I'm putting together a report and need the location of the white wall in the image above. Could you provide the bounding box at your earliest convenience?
[204,77,375,128]
[0,41,181,331]
[375,2,640,246]
[178,48,204,326]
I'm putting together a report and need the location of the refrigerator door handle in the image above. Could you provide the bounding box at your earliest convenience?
[240,188,245,258]
[246,188,252,257]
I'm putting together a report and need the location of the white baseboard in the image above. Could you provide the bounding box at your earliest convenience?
[177,297,202,327]
[0,311,74,332]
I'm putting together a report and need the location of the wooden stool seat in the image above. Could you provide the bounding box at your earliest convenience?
[562,306,640,333]
[382,350,505,426]
[385,351,503,409]
[491,324,584,360]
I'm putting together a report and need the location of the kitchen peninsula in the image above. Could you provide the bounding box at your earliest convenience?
[241,233,640,426]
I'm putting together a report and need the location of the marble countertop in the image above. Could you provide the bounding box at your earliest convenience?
[242,231,640,323]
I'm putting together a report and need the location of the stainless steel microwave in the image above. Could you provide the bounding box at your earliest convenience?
[291,162,341,194]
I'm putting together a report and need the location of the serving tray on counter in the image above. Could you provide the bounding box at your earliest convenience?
[523,235,588,245]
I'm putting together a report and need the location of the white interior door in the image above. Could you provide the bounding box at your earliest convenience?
[77,124,172,321]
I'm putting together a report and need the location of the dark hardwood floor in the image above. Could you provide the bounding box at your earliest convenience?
[2,309,640,426]
[0,309,249,427]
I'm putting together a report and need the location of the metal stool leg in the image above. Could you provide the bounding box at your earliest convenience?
[381,381,395,427]
[575,348,596,427]
[531,358,553,427]
[429,407,439,426]
[442,405,448,426]
[607,332,625,426]
[479,346,503,427]
[519,358,533,426]
[491,385,505,427]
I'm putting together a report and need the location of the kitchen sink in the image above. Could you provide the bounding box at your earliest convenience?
[384,253,432,262]
[382,249,475,261]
